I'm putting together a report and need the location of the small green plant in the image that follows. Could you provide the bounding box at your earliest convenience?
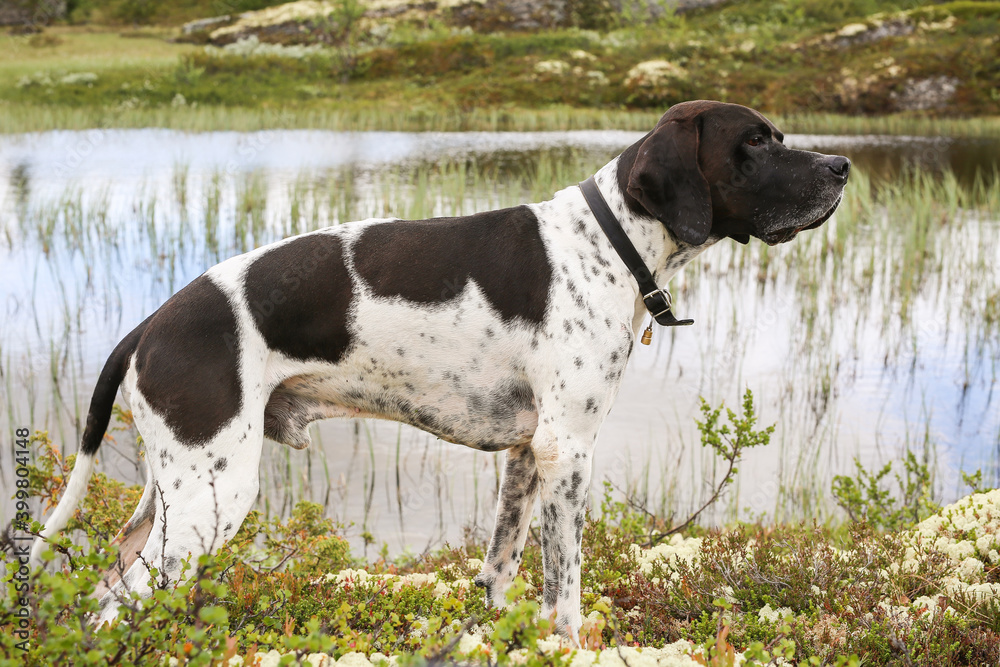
[669,388,776,537]
[488,578,559,665]
[961,468,994,494]
[605,388,775,545]
[4,538,237,666]
[831,450,940,531]
[692,600,739,667]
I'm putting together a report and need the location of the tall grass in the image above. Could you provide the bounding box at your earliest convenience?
[3,103,1000,135]
[777,113,1000,138]
[0,104,665,133]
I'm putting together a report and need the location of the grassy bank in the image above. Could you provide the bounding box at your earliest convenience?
[4,424,1000,666]
[1,0,998,133]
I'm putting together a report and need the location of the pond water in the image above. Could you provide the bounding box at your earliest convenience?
[1,129,998,556]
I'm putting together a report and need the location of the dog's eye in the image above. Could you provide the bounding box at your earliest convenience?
[746,136,763,147]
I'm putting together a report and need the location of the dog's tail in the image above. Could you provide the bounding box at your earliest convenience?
[29,318,151,568]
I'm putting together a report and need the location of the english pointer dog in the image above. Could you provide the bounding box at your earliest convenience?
[31,100,850,637]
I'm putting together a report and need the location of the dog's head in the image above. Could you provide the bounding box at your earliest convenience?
[618,100,850,246]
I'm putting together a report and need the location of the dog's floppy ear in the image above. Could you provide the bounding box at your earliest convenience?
[627,117,712,246]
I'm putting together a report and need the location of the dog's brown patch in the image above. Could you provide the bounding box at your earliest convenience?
[94,513,155,600]
[352,206,552,325]
[135,276,242,446]
[244,233,355,364]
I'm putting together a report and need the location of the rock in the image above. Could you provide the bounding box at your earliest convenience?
[448,0,675,31]
[836,23,869,38]
[891,75,960,111]
[793,13,920,51]
[181,15,236,35]
[208,1,341,45]
[198,0,485,45]
[448,0,567,31]
[624,59,688,88]
[184,0,720,46]
[832,17,913,48]
[672,0,727,11]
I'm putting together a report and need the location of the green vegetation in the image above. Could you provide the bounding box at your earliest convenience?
[0,0,998,133]
[4,397,1000,666]
[832,451,939,531]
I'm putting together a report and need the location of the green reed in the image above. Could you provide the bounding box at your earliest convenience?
[3,104,1000,137]
[3,149,998,543]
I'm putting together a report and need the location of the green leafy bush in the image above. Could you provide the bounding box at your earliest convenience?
[831,450,940,530]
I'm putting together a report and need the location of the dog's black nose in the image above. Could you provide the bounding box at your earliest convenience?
[825,156,851,179]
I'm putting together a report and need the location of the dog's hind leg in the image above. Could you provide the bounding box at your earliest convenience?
[94,425,264,625]
[474,444,539,607]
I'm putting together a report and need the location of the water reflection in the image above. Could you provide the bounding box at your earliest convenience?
[0,129,997,554]
[797,135,1000,186]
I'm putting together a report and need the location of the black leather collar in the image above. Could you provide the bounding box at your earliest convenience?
[579,176,693,327]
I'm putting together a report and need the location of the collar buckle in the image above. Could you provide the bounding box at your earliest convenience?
[643,288,694,327]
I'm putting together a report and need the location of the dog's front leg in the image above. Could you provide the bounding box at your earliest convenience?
[535,429,593,641]
[475,443,539,607]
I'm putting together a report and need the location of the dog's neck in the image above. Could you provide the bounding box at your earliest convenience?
[591,157,717,299]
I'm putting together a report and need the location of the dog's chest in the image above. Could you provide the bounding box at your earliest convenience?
[366,316,541,447]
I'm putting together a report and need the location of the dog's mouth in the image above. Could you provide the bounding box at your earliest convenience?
[761,194,843,246]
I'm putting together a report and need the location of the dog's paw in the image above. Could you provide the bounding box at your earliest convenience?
[473,572,496,604]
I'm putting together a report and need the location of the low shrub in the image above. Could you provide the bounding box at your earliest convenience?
[4,402,1000,665]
